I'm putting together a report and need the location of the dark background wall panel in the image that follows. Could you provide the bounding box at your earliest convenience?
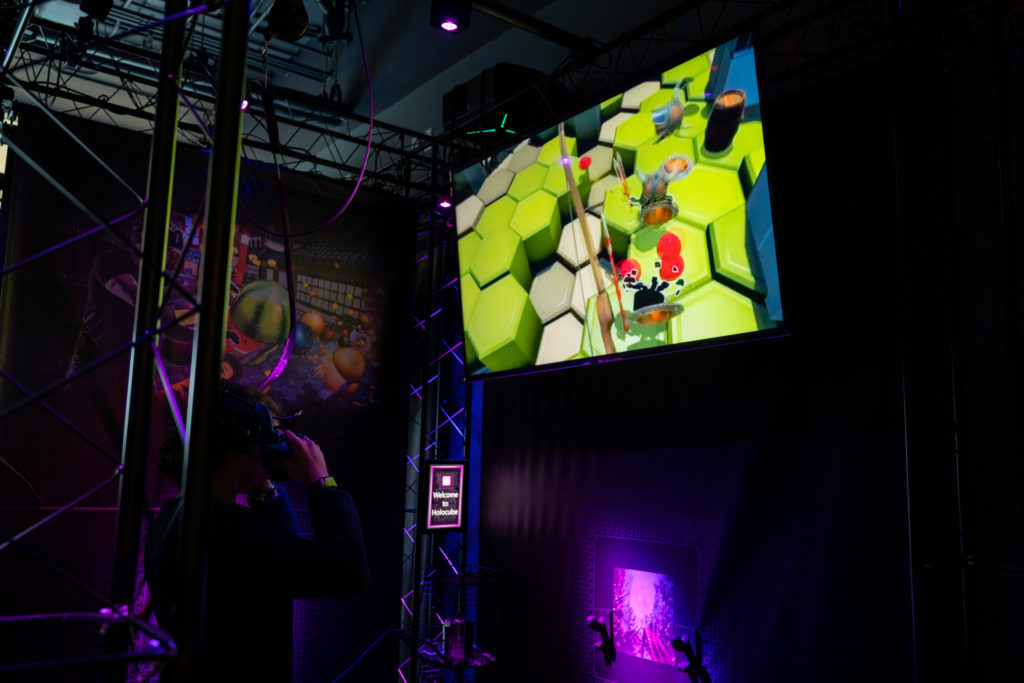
[476,55,915,682]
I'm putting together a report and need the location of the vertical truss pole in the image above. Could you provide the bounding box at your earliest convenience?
[0,2,33,73]
[107,0,186,662]
[176,0,249,678]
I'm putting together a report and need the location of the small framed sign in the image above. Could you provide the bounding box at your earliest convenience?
[423,461,467,532]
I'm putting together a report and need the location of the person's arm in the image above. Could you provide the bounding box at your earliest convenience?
[247,481,301,537]
[213,431,369,599]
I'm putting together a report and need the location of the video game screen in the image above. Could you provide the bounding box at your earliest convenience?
[453,33,782,377]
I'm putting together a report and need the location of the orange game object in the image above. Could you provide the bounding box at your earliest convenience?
[301,310,325,338]
[332,346,366,383]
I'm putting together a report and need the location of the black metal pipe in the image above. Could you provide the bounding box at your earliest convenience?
[471,0,592,53]
[175,0,249,678]
[0,2,33,73]
[105,0,187,670]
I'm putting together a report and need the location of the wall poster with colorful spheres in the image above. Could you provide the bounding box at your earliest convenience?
[453,33,783,377]
[160,170,416,424]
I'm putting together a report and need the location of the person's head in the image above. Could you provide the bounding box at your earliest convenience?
[156,382,284,491]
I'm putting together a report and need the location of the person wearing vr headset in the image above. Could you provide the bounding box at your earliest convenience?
[144,383,370,682]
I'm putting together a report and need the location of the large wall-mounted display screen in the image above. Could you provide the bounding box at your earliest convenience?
[453,33,782,378]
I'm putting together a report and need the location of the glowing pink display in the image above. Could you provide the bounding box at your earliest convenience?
[612,567,676,665]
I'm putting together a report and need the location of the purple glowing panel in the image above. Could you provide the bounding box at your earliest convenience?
[612,568,676,665]
[594,536,698,683]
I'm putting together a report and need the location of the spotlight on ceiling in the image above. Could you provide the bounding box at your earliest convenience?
[430,0,470,34]
[265,0,310,42]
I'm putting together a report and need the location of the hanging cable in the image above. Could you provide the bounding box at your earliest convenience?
[238,0,373,239]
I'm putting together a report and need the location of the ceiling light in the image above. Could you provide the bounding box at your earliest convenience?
[430,0,470,34]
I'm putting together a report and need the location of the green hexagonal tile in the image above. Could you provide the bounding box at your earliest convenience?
[600,93,623,119]
[580,144,613,183]
[509,190,561,261]
[624,219,710,303]
[508,162,548,201]
[638,87,681,115]
[467,274,542,372]
[668,164,746,228]
[557,213,604,270]
[477,167,515,205]
[580,278,668,357]
[542,158,590,220]
[602,176,643,255]
[475,195,518,238]
[469,225,531,289]
[709,205,765,295]
[677,100,711,139]
[571,262,614,320]
[685,71,713,101]
[529,261,574,323]
[536,313,584,366]
[537,135,576,165]
[455,195,484,236]
[599,112,632,145]
[612,112,656,174]
[634,136,697,177]
[621,81,660,110]
[458,231,482,277]
[667,280,768,344]
[506,142,540,172]
[697,121,765,191]
[460,274,481,366]
[661,51,713,87]
[587,175,620,213]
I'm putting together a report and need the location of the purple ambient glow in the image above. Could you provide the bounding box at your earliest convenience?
[438,198,452,209]
[613,567,676,665]
[240,99,249,110]
[440,19,458,31]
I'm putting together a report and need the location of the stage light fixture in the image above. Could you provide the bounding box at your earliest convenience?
[430,0,470,34]
[438,198,452,210]
[80,0,113,21]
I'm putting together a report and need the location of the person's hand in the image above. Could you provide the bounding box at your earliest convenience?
[280,430,330,486]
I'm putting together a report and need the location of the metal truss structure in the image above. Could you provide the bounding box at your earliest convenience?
[433,0,891,174]
[7,11,447,203]
[398,204,480,683]
[0,0,261,676]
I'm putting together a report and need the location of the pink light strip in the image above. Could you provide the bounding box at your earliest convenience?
[426,406,465,439]
[437,546,459,575]
[429,340,463,366]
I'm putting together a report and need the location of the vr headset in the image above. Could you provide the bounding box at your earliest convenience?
[220,388,293,481]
